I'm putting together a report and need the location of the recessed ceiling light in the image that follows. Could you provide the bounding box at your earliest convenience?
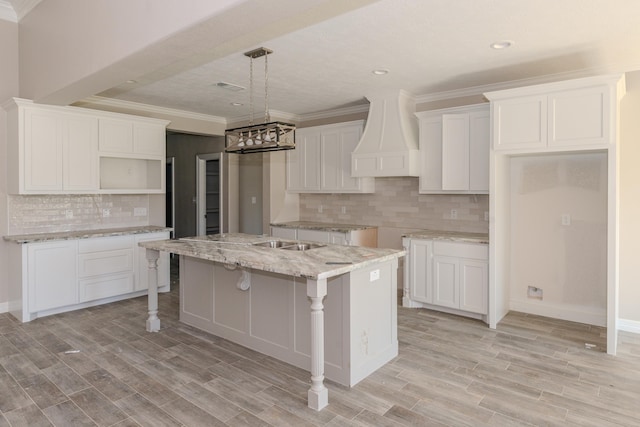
[490,40,513,50]
[372,69,389,75]
[125,79,137,84]
[231,102,243,107]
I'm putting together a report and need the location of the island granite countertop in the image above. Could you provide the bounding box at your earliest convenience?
[270,221,377,233]
[4,226,172,244]
[402,229,489,244]
[140,233,405,280]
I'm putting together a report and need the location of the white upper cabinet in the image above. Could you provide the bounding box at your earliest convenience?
[3,98,168,195]
[286,121,374,193]
[416,104,489,194]
[486,74,625,152]
[7,101,99,194]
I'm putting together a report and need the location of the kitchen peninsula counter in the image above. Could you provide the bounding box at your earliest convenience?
[140,233,405,411]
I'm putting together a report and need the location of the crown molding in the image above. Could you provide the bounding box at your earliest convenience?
[10,0,42,21]
[75,96,227,125]
[0,0,17,22]
[297,103,369,122]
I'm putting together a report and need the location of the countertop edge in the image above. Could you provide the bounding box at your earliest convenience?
[4,226,173,244]
[271,221,377,233]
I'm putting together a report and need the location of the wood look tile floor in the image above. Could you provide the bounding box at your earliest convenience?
[1,267,639,426]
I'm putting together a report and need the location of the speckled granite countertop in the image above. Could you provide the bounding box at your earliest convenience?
[140,233,404,280]
[270,221,377,233]
[3,226,172,244]
[402,230,489,244]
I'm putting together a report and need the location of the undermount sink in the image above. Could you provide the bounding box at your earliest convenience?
[253,240,292,248]
[253,240,325,251]
[279,243,325,251]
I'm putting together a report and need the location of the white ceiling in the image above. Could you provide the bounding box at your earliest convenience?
[10,0,640,122]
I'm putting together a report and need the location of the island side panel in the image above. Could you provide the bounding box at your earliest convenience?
[348,258,399,385]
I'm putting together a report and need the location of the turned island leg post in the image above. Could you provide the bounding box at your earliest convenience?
[145,248,161,332]
[307,278,328,410]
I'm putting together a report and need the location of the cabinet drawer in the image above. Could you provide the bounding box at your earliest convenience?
[78,236,134,253]
[79,273,134,302]
[78,249,134,277]
[433,241,488,260]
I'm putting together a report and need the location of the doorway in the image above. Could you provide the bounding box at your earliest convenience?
[166,157,175,239]
[196,153,223,235]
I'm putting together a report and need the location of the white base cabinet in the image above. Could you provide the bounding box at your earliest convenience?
[403,237,488,321]
[7,232,170,322]
[271,226,378,247]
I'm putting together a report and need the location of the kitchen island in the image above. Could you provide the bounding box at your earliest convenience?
[140,233,405,411]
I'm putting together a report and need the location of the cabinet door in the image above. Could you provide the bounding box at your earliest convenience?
[287,129,321,191]
[548,86,609,147]
[23,109,63,192]
[99,118,133,153]
[301,132,322,191]
[409,240,432,304]
[432,255,458,309]
[297,229,330,243]
[469,111,490,192]
[492,95,547,150]
[330,232,349,245]
[64,115,99,191]
[321,130,340,191]
[27,241,77,312]
[271,227,297,240]
[337,125,363,191]
[442,113,470,191]
[418,117,443,192]
[134,123,165,156]
[459,259,488,314]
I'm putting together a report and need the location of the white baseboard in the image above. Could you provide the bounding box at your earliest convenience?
[618,319,640,334]
[510,299,606,327]
[0,301,8,314]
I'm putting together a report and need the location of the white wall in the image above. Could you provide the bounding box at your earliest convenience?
[0,18,19,309]
[619,71,640,326]
[509,153,608,325]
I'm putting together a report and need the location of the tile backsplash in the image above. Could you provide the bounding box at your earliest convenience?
[8,194,150,235]
[300,177,489,234]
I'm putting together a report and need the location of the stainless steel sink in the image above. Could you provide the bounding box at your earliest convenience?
[252,240,292,248]
[279,243,325,251]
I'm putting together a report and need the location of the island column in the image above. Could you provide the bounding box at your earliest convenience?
[307,277,329,411]
[145,248,161,332]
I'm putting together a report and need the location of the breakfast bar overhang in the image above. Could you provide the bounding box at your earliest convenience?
[139,233,405,411]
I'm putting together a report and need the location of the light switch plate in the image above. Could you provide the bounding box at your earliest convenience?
[134,207,147,217]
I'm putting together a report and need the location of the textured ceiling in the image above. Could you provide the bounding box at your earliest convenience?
[12,0,640,121]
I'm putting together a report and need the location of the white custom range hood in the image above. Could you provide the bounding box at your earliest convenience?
[351,90,420,177]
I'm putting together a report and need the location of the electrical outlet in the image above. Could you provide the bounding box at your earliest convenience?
[561,213,571,226]
[370,269,380,282]
[65,210,73,219]
[341,206,347,214]
[484,211,489,221]
[251,196,257,205]
[102,208,111,218]
[134,207,147,217]
[527,286,543,299]
[450,209,458,220]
